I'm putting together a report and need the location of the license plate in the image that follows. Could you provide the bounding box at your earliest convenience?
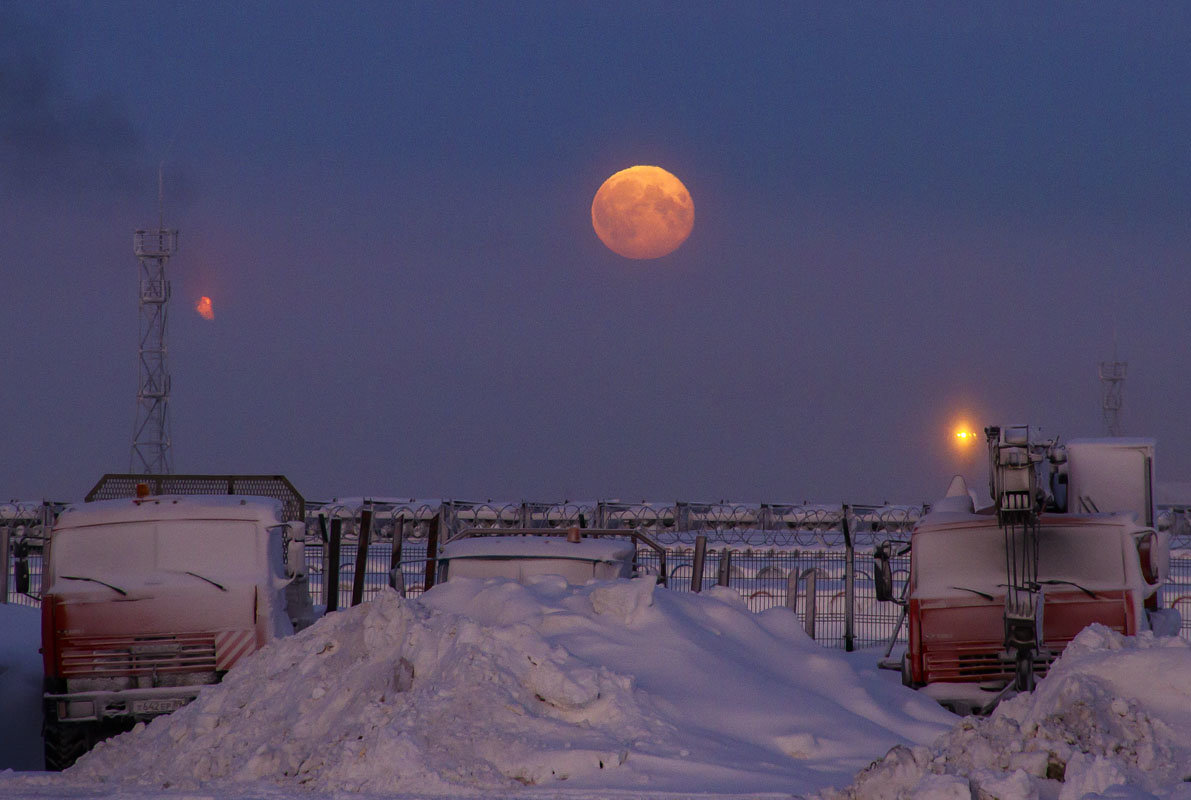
[130,698,187,716]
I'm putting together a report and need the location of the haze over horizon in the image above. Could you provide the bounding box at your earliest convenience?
[3,3,1189,504]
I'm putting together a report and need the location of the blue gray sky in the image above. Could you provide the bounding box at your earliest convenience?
[3,2,1189,503]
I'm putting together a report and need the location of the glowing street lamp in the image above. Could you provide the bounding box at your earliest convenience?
[952,428,981,460]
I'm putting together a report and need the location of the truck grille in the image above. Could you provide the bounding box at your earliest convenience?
[925,644,1058,682]
[60,633,218,678]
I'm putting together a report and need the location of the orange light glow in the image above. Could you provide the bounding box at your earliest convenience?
[954,428,978,443]
[195,296,214,320]
[592,165,694,259]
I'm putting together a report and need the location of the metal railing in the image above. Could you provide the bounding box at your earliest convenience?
[295,502,1191,648]
[1,501,55,607]
[8,498,1191,649]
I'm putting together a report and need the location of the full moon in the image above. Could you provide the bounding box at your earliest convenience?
[591,165,694,259]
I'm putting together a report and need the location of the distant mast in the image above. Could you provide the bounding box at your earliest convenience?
[1099,338,1126,437]
[130,165,178,474]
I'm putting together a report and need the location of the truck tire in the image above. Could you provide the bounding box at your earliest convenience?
[1014,651,1035,693]
[44,716,135,771]
[900,652,918,688]
[43,720,91,772]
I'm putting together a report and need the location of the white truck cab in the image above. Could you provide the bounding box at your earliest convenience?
[41,487,310,769]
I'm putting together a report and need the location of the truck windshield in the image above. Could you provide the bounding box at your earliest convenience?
[915,524,1126,598]
[52,520,262,584]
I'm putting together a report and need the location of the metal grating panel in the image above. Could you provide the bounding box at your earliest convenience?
[85,474,304,522]
[61,633,217,678]
[925,643,1059,683]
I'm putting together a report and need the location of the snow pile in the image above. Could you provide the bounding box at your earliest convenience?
[34,577,952,796]
[824,624,1191,800]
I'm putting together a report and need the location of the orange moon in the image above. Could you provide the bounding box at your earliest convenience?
[591,165,694,259]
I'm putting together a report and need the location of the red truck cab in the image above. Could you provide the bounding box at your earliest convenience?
[892,433,1168,715]
[40,493,308,769]
[903,507,1162,712]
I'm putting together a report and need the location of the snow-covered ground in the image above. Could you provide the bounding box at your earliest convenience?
[0,602,43,773]
[2,578,1190,799]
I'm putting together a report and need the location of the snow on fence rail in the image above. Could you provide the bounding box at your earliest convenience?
[306,498,927,547]
[6,499,1191,648]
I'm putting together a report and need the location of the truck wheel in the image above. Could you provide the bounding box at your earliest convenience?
[43,720,91,772]
[901,652,917,688]
[1014,651,1035,693]
[44,716,134,771]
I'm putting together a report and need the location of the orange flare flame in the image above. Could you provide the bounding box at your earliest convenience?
[195,296,214,320]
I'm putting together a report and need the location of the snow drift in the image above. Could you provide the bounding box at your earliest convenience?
[823,624,1191,800]
[42,577,953,796]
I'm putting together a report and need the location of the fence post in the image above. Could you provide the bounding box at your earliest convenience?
[787,568,818,638]
[716,548,732,587]
[801,569,818,638]
[388,514,405,591]
[351,505,373,607]
[423,513,440,591]
[0,523,9,604]
[842,504,855,652]
[326,518,342,613]
[14,542,29,595]
[691,534,707,592]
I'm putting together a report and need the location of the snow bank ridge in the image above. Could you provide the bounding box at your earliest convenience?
[823,624,1191,800]
[63,576,951,796]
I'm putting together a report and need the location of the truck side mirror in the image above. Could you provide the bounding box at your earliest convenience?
[1135,530,1168,587]
[873,543,895,603]
[285,522,307,578]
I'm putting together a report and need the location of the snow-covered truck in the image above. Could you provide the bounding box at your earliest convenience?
[436,527,666,585]
[40,475,312,769]
[879,430,1170,714]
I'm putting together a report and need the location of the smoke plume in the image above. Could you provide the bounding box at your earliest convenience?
[0,10,144,196]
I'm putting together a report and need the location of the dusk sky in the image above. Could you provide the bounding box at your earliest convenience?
[3,3,1189,505]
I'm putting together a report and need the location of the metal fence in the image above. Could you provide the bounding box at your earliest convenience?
[7,498,1191,650]
[1,501,53,608]
[1167,547,1191,633]
[296,501,1191,648]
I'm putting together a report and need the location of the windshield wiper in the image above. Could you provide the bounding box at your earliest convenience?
[949,586,994,601]
[182,571,228,592]
[61,575,127,596]
[1038,579,1099,599]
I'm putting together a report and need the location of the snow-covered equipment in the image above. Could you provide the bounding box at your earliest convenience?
[988,424,1046,693]
[878,427,1169,714]
[437,526,667,585]
[40,475,311,770]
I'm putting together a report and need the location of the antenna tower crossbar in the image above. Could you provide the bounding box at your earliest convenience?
[130,170,178,474]
[1098,360,1126,437]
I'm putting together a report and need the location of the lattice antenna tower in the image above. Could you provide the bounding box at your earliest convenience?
[1099,336,1126,437]
[130,165,179,473]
